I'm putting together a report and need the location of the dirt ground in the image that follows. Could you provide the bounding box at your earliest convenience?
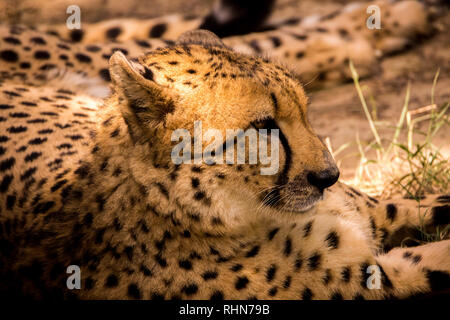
[3,0,449,181]
[306,4,450,180]
[275,1,450,181]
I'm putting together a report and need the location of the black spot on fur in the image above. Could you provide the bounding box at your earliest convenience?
[10,112,30,118]
[74,163,90,179]
[194,191,205,201]
[156,182,169,199]
[150,292,164,300]
[294,253,303,270]
[386,204,397,221]
[210,291,224,300]
[149,23,167,38]
[127,283,141,299]
[283,275,292,289]
[0,50,19,62]
[249,40,262,53]
[191,177,200,188]
[266,264,277,282]
[6,195,16,210]
[0,157,15,172]
[425,270,450,291]
[3,37,21,45]
[34,50,50,59]
[7,125,27,133]
[270,36,282,47]
[86,45,101,52]
[0,104,13,110]
[25,152,42,162]
[182,283,198,296]
[28,137,47,145]
[230,264,243,272]
[284,237,292,256]
[268,286,278,296]
[99,69,111,82]
[369,217,377,239]
[110,128,120,138]
[70,29,84,42]
[191,166,203,173]
[331,292,343,300]
[141,67,154,81]
[403,251,413,259]
[202,270,218,280]
[75,53,92,63]
[296,51,305,59]
[154,254,167,268]
[303,221,313,237]
[245,245,260,257]
[51,179,68,192]
[111,48,128,55]
[307,252,321,270]
[268,227,279,240]
[235,276,249,290]
[302,287,313,300]
[136,40,151,48]
[378,264,393,289]
[178,259,192,270]
[20,62,31,69]
[20,167,36,181]
[33,201,55,214]
[341,267,351,282]
[432,205,449,226]
[325,231,339,249]
[412,255,422,264]
[106,27,122,39]
[323,269,332,285]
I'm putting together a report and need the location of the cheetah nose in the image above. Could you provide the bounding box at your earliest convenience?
[307,167,340,191]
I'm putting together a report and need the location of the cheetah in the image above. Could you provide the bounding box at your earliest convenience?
[0,0,437,90]
[0,29,449,299]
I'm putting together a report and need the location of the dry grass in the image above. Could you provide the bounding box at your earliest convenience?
[326,62,449,243]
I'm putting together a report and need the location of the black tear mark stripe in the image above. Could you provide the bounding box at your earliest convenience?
[263,118,292,207]
[270,92,278,111]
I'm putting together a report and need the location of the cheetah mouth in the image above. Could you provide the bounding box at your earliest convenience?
[262,188,323,213]
[284,193,323,213]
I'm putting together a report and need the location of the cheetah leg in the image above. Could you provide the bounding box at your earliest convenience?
[365,194,450,250]
[373,240,450,298]
[283,214,449,299]
[334,183,450,250]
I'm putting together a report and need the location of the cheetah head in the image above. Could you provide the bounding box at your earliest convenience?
[108,30,339,220]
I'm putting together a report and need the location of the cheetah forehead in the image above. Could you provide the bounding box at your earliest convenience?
[136,44,299,89]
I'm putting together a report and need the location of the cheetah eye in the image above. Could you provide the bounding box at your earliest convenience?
[251,117,277,131]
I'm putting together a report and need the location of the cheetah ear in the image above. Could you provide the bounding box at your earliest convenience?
[177,29,226,48]
[109,51,174,134]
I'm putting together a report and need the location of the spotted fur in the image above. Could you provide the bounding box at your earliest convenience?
[0,28,449,299]
[0,0,434,90]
